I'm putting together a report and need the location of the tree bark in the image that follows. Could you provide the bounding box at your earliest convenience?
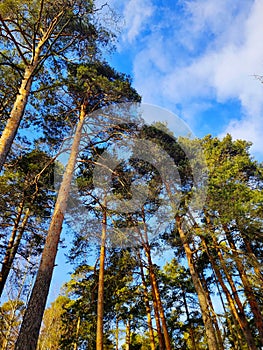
[137,250,156,350]
[223,223,263,345]
[145,244,171,350]
[201,234,257,350]
[176,216,220,350]
[96,209,107,350]
[15,107,86,350]
[181,287,197,350]
[203,211,257,350]
[125,319,131,350]
[0,197,25,295]
[0,8,66,171]
[73,316,80,350]
[199,270,224,350]
[0,65,34,171]
[115,317,119,350]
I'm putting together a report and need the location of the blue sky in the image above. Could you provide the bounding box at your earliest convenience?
[97,0,263,160]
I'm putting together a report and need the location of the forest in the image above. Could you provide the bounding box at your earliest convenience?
[0,1,263,350]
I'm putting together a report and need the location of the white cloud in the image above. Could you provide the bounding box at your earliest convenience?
[128,0,263,157]
[122,0,154,43]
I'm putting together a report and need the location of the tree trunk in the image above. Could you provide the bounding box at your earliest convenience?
[0,9,66,172]
[199,270,224,350]
[115,317,119,350]
[201,234,257,350]
[181,287,197,350]
[145,244,171,350]
[96,209,107,350]
[0,64,35,171]
[73,316,80,350]
[137,250,156,350]
[176,216,219,350]
[223,223,263,345]
[125,319,131,350]
[148,267,164,350]
[203,211,257,349]
[0,204,33,296]
[15,107,86,350]
[0,196,25,295]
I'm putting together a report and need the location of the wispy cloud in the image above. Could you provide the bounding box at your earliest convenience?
[122,0,154,42]
[116,0,263,157]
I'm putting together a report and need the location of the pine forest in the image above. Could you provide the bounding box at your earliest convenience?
[0,1,263,349]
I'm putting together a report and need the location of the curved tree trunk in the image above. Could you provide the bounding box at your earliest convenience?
[15,106,86,350]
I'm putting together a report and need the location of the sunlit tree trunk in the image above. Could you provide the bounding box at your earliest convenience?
[137,250,156,350]
[200,231,257,350]
[181,287,197,350]
[0,8,66,171]
[115,317,119,350]
[73,316,81,350]
[96,209,107,350]
[203,211,257,349]
[0,196,25,295]
[0,203,33,296]
[125,319,131,350]
[176,216,220,350]
[0,65,34,171]
[145,244,171,350]
[223,223,263,345]
[15,106,86,350]
[199,270,224,350]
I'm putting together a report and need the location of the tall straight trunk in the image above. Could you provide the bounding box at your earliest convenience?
[139,209,168,350]
[201,235,257,350]
[237,221,263,285]
[213,269,244,349]
[0,207,31,297]
[144,244,171,350]
[137,250,156,350]
[212,237,257,349]
[0,196,25,296]
[0,9,65,172]
[73,316,81,350]
[181,287,197,350]
[148,268,164,350]
[125,319,131,350]
[203,211,257,349]
[96,209,107,350]
[199,270,224,350]
[15,106,86,350]
[223,224,263,344]
[243,235,263,283]
[175,216,219,350]
[115,317,119,350]
[0,65,35,171]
